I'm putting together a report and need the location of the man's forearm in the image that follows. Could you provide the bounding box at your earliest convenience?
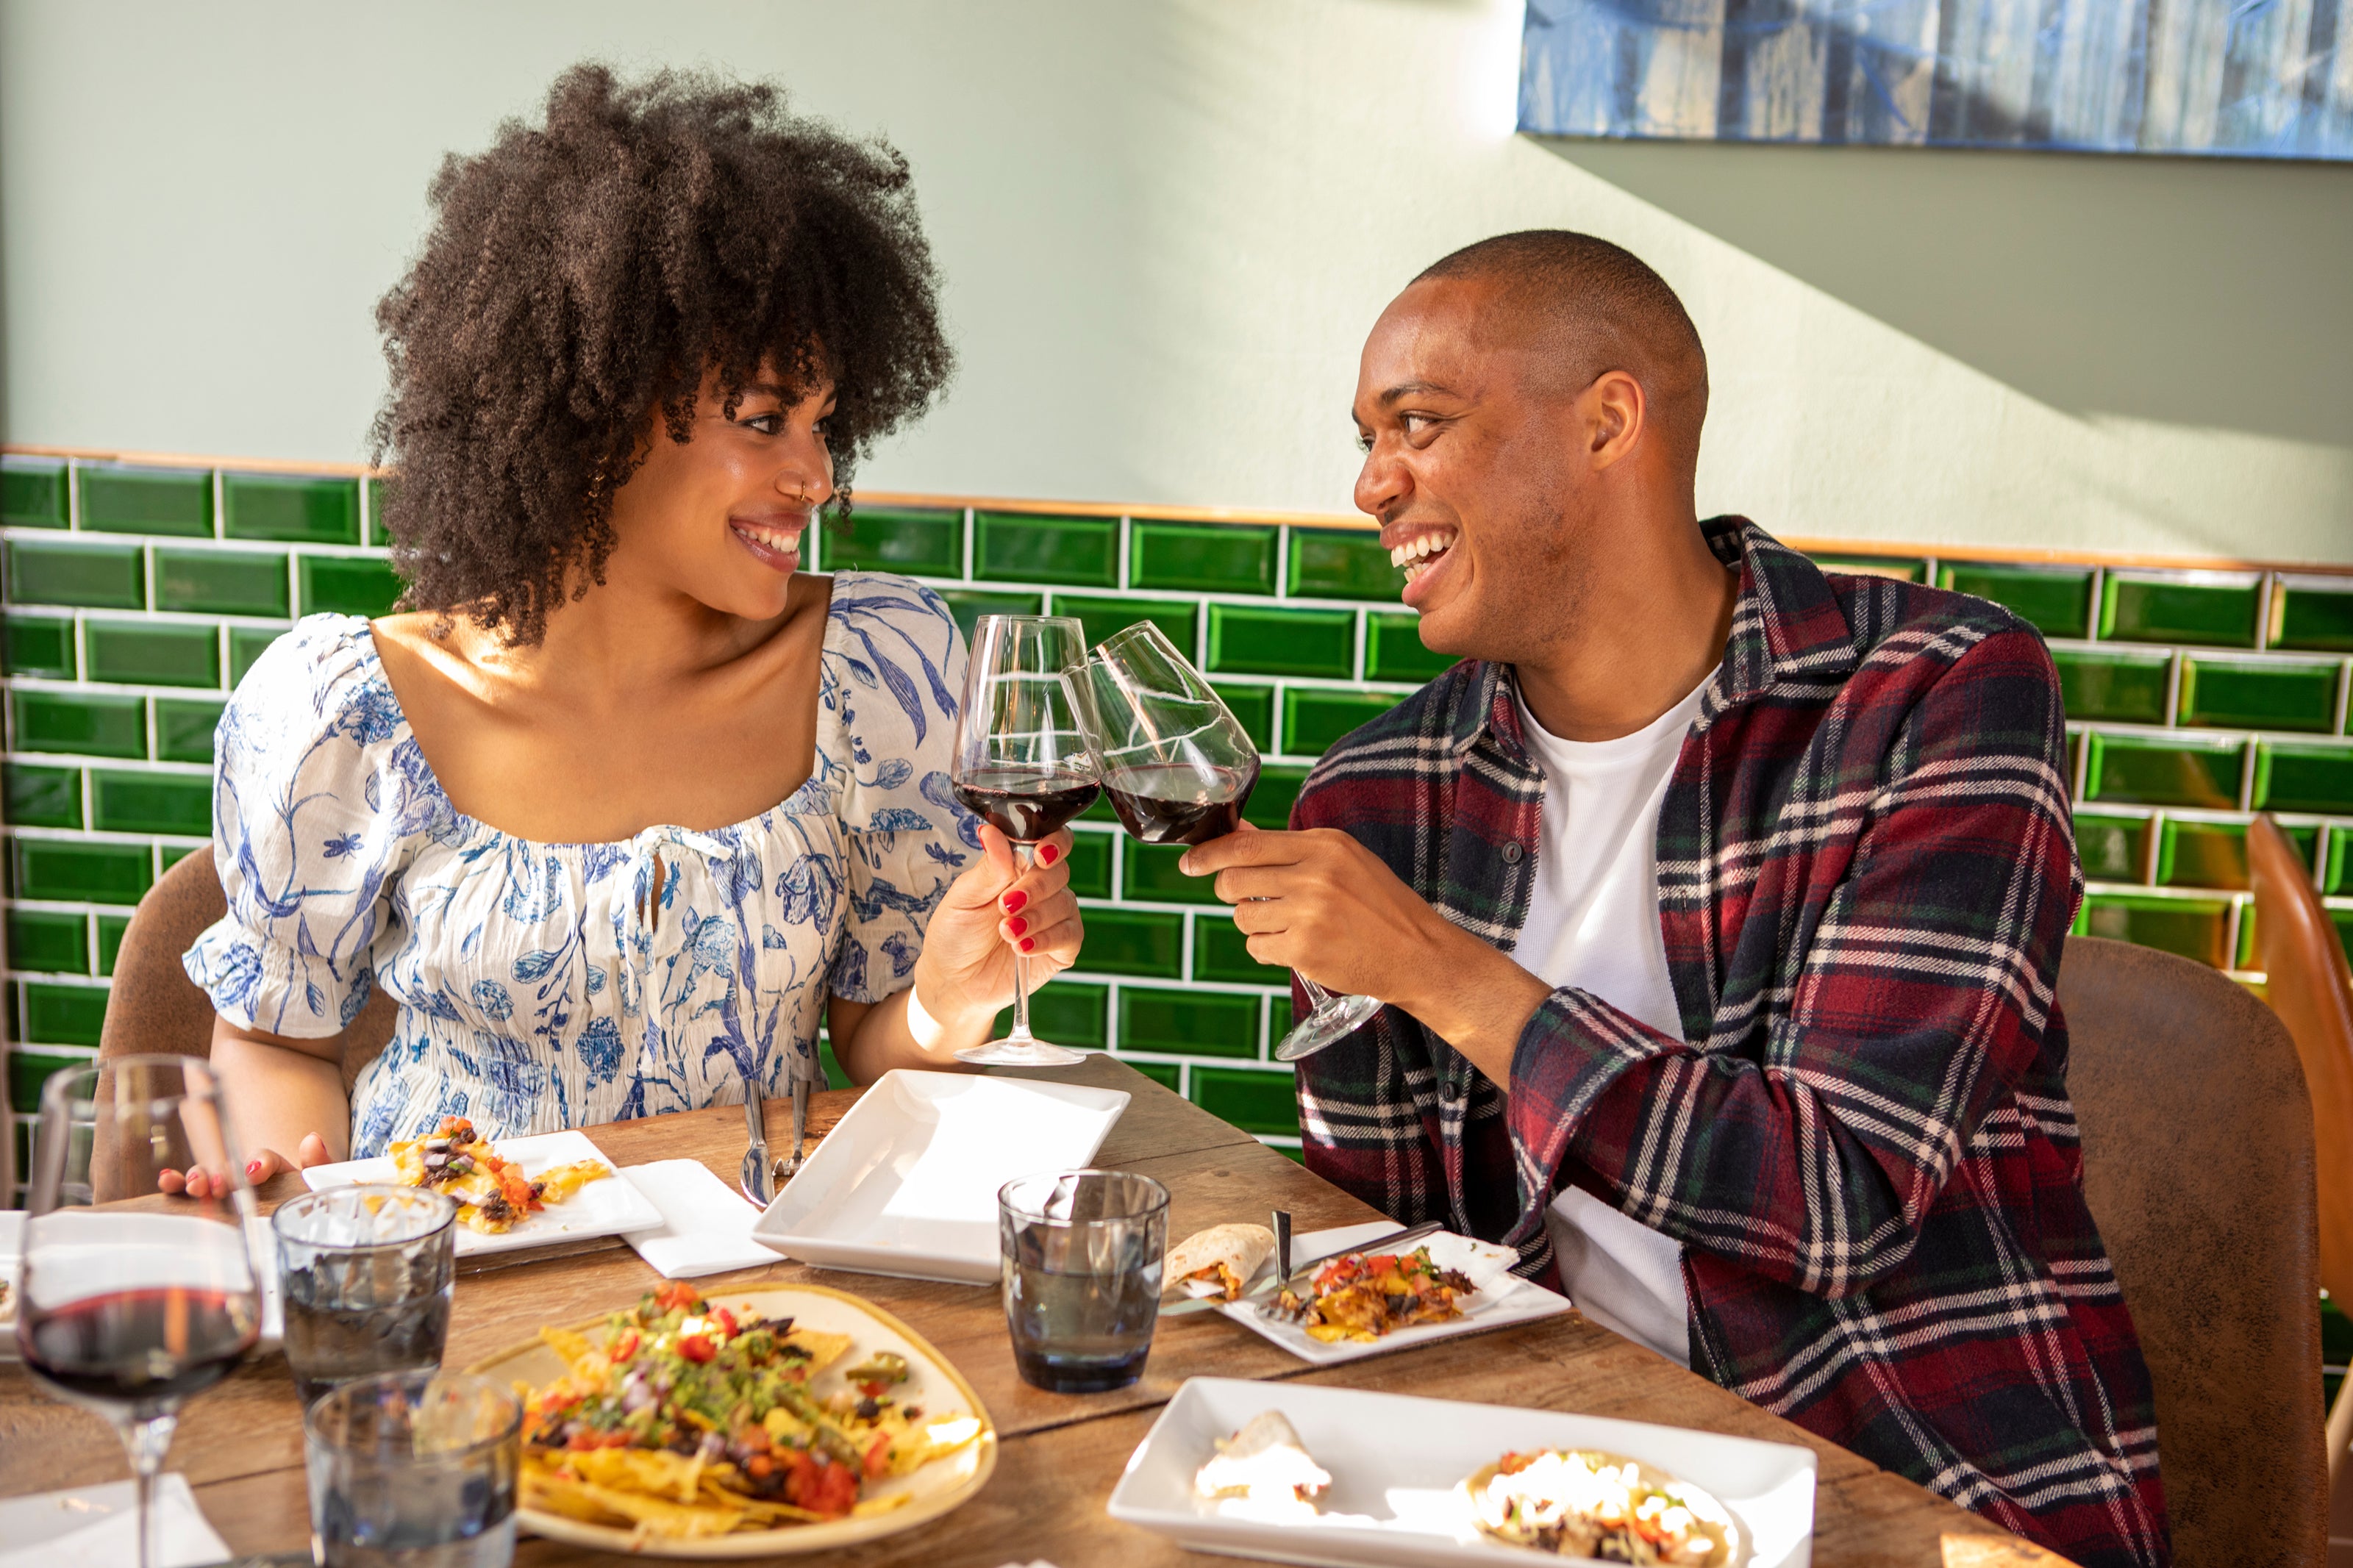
[1382,920,1554,1089]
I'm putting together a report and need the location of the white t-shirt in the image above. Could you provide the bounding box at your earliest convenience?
[1514,675,1711,1368]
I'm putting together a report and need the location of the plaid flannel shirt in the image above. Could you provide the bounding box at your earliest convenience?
[1290,518,2167,1568]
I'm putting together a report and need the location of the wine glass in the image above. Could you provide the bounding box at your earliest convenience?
[16,1056,264,1568]
[950,615,1102,1067]
[1069,622,1382,1063]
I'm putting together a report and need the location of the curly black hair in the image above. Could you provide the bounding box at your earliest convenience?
[370,64,954,644]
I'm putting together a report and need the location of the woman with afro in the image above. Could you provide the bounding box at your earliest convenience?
[174,65,1084,1179]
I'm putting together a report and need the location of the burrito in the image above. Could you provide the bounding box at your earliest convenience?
[1164,1223,1277,1301]
[1463,1449,1739,1566]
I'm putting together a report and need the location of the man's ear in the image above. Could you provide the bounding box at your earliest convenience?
[1584,370,1647,472]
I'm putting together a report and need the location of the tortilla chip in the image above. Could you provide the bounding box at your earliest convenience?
[782,1326,854,1372]
[539,1325,597,1375]
[851,1492,913,1519]
[571,1478,745,1538]
[560,1446,710,1505]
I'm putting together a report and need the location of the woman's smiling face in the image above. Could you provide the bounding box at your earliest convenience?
[603,360,838,622]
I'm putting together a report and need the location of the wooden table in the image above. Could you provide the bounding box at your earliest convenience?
[0,1055,2040,1565]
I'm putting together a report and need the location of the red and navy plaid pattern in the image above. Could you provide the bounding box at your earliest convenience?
[1290,519,2168,1568]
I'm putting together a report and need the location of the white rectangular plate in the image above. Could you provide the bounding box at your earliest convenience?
[1108,1378,1818,1568]
[301,1129,662,1259]
[1215,1225,1571,1365]
[0,1213,280,1358]
[750,1070,1131,1285]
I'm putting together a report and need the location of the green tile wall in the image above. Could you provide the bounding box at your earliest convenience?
[8,457,2353,1184]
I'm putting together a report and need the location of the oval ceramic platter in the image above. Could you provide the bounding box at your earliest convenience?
[468,1283,997,1558]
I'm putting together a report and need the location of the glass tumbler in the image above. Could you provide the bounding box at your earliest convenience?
[274,1185,459,1408]
[999,1170,1169,1393]
[304,1370,521,1568]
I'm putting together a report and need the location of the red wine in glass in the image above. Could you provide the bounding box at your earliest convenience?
[951,768,1102,843]
[1101,760,1258,846]
[22,1286,257,1414]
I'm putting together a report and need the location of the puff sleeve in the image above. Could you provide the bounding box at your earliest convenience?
[822,576,979,1003]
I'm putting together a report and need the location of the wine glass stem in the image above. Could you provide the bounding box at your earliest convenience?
[119,1411,177,1568]
[1297,975,1340,1011]
[1007,841,1039,1042]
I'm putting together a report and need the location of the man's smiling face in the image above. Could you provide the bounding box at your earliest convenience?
[1351,276,1593,666]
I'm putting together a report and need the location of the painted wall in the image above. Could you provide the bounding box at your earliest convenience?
[1,0,2347,562]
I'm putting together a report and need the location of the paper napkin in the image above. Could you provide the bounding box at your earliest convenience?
[619,1160,788,1278]
[0,1474,230,1568]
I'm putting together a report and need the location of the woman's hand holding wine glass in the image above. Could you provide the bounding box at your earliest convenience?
[901,822,1086,1048]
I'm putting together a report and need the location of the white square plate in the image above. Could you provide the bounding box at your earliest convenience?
[0,1212,280,1358]
[301,1128,662,1258]
[749,1070,1131,1285]
[1108,1378,1818,1568]
[1213,1224,1571,1365]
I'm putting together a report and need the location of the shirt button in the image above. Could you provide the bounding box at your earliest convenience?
[1502,841,1526,864]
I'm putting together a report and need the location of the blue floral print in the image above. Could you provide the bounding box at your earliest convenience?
[183,573,974,1158]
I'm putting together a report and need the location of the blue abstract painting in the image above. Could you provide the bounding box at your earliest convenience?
[1519,0,2353,157]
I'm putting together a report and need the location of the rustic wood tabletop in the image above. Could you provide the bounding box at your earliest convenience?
[0,1053,2040,1566]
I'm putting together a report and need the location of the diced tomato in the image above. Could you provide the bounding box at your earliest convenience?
[854,1380,887,1400]
[599,1431,630,1448]
[610,1329,640,1361]
[738,1425,771,1454]
[676,1333,716,1363]
[711,1306,739,1339]
[745,1453,774,1479]
[863,1434,893,1480]
[655,1281,701,1313]
[565,1430,600,1451]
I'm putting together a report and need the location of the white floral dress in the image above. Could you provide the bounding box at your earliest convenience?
[183,573,976,1159]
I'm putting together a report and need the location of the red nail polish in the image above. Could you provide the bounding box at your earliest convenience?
[1038,842,1059,866]
[246,1160,262,1179]
[1006,915,1029,937]
[1001,889,1027,914]
[1019,937,1036,953]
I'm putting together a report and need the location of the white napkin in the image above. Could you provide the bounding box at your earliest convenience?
[0,1474,230,1568]
[620,1160,789,1279]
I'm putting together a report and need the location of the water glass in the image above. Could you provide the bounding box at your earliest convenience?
[274,1186,457,1408]
[999,1169,1168,1393]
[305,1371,521,1568]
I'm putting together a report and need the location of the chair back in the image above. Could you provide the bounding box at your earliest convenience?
[95,846,397,1096]
[2060,934,2327,1568]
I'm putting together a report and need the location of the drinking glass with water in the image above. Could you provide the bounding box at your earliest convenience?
[304,1370,519,1568]
[274,1185,458,1408]
[999,1170,1168,1393]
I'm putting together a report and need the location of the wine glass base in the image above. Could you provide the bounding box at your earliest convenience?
[954,1039,1089,1067]
[1273,991,1384,1063]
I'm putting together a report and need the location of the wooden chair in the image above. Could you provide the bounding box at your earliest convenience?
[2247,815,2353,1486]
[2060,934,2328,1568]
[93,845,398,1098]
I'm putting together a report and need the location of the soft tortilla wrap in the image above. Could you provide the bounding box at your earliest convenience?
[1462,1450,1742,1567]
[1164,1223,1276,1297]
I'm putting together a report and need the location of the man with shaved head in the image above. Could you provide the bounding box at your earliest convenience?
[1183,232,2168,1568]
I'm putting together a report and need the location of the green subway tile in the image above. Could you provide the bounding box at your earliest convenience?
[90,771,212,837]
[1205,604,1353,679]
[1284,690,1400,756]
[2332,834,2352,896]
[11,690,146,759]
[6,538,143,609]
[2075,893,2232,967]
[78,466,212,537]
[228,625,288,684]
[11,1050,93,1114]
[1129,522,1277,595]
[2100,573,2260,648]
[24,981,108,1047]
[4,615,76,679]
[974,512,1117,588]
[1070,908,1182,978]
[2334,906,2353,962]
[1121,841,1223,905]
[1938,563,2093,640]
[1063,831,1113,899]
[1210,683,1274,752]
[1193,916,1288,985]
[1286,529,1393,601]
[820,506,961,576]
[936,590,1043,645]
[5,765,82,829]
[154,548,290,617]
[1,459,69,528]
[2177,656,2338,734]
[1809,554,1926,584]
[12,837,152,903]
[222,473,359,545]
[1189,1066,1299,1136]
[7,910,88,974]
[2074,812,2149,882]
[1119,987,1260,1058]
[2051,648,2171,725]
[1123,1059,1182,1092]
[154,698,225,765]
[991,981,1108,1050]
[1365,612,1455,683]
[2082,731,2243,809]
[2155,819,2256,890]
[96,914,132,976]
[1051,595,1196,660]
[299,556,404,617]
[1243,765,1310,829]
[2273,581,2353,653]
[2253,741,2353,815]
[158,842,203,871]
[365,478,391,548]
[84,620,220,689]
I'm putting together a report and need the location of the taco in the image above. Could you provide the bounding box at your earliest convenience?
[1165,1223,1277,1302]
[1462,1448,1740,1566]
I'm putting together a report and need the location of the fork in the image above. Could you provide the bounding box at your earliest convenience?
[739,1074,774,1208]
[775,1079,810,1186]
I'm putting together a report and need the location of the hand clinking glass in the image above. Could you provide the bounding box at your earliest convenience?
[1068,623,1381,1062]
